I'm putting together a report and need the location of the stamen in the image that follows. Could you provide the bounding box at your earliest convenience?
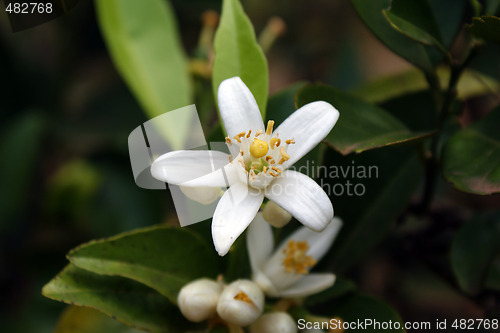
[279,147,290,164]
[269,172,278,177]
[234,291,253,304]
[266,156,273,162]
[270,159,275,165]
[282,240,316,274]
[246,130,252,138]
[255,130,264,137]
[285,138,295,144]
[228,155,233,162]
[266,120,275,136]
[225,137,232,145]
[249,139,269,158]
[270,138,281,148]
[271,167,281,173]
[233,135,241,143]
[263,166,267,173]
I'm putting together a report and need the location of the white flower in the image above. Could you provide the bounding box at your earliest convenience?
[262,200,293,228]
[151,77,339,256]
[247,213,342,298]
[249,312,297,333]
[177,278,222,322]
[216,279,265,326]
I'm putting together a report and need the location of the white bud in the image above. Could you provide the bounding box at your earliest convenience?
[216,279,264,326]
[177,278,222,322]
[262,201,292,228]
[249,312,297,333]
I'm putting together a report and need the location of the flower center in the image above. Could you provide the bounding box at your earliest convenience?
[225,120,295,187]
[233,291,253,304]
[282,240,316,274]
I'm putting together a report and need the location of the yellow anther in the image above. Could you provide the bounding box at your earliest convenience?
[270,159,275,165]
[286,138,295,144]
[234,291,253,304]
[266,156,273,162]
[225,137,232,145]
[233,135,241,143]
[278,147,290,164]
[249,139,269,158]
[282,240,316,274]
[263,166,267,173]
[271,167,281,173]
[255,130,264,137]
[269,172,278,177]
[266,120,275,136]
[246,130,252,138]
[270,138,281,148]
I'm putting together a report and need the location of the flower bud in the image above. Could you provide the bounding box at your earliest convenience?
[216,279,264,326]
[262,201,292,228]
[249,312,297,333]
[177,278,222,322]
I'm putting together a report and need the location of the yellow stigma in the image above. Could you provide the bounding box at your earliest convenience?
[249,139,269,158]
[282,240,316,274]
[234,291,253,304]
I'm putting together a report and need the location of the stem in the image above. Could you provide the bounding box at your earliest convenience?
[417,46,479,213]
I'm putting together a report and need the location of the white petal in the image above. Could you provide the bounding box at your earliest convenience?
[275,217,342,262]
[247,213,274,274]
[265,170,333,231]
[218,77,264,138]
[278,274,336,298]
[212,183,264,256]
[274,101,339,168]
[151,150,229,184]
[181,162,244,188]
[179,186,222,205]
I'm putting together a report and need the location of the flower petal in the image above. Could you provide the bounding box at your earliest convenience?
[274,101,339,168]
[265,170,333,231]
[151,150,230,184]
[212,183,264,256]
[181,162,244,188]
[247,213,274,273]
[275,217,342,261]
[278,273,336,298]
[218,77,264,138]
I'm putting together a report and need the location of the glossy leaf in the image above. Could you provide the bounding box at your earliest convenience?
[295,84,431,155]
[212,0,269,118]
[351,0,438,72]
[43,265,196,333]
[96,0,192,150]
[68,226,219,304]
[323,147,423,272]
[383,0,445,49]
[442,106,500,195]
[352,67,500,104]
[54,306,143,333]
[451,213,500,294]
[468,16,500,43]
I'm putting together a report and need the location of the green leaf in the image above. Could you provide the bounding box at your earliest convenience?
[304,277,356,307]
[383,0,445,51]
[352,67,500,104]
[451,213,500,295]
[212,0,268,118]
[68,226,219,304]
[468,16,500,43]
[485,0,500,15]
[351,0,439,72]
[328,294,405,333]
[323,147,423,272]
[0,112,45,235]
[429,0,468,48]
[54,306,143,333]
[95,0,192,150]
[43,265,197,333]
[295,84,431,155]
[442,106,500,195]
